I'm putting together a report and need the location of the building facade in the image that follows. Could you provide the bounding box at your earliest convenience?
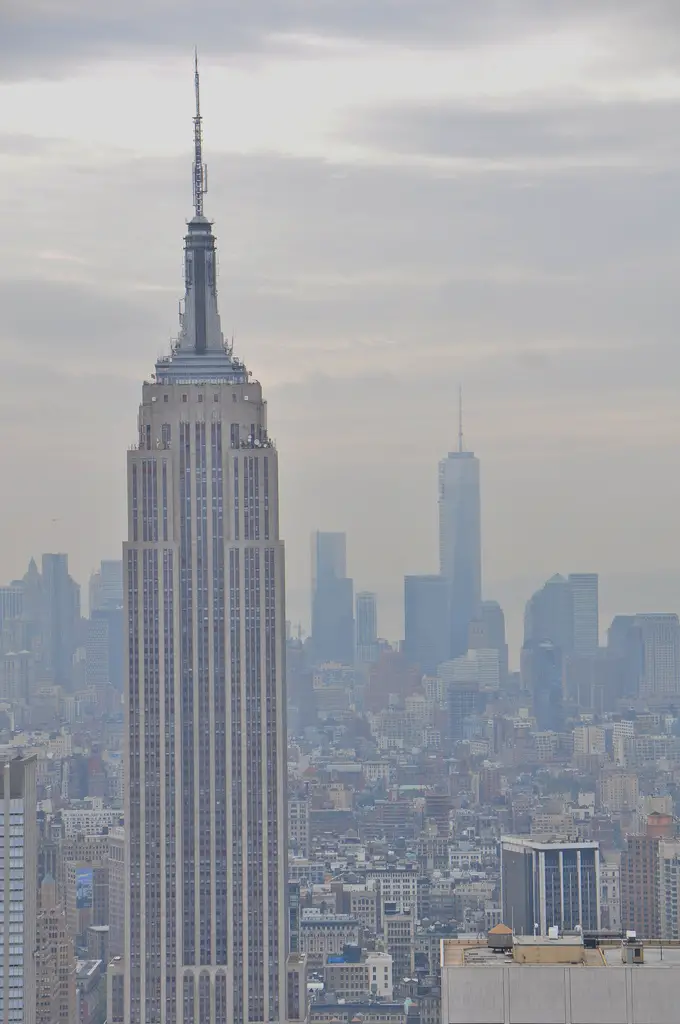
[0,756,37,1024]
[568,573,599,657]
[121,64,287,1024]
[311,532,354,666]
[35,874,76,1024]
[500,836,601,936]
[355,591,379,664]
[636,614,680,699]
[438,444,481,660]
[403,575,450,676]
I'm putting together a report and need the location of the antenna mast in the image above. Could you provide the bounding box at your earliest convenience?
[192,49,208,217]
[458,385,464,453]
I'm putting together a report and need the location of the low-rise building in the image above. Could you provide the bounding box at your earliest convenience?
[324,948,393,1001]
[299,913,360,961]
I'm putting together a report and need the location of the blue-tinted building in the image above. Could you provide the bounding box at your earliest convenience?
[501,836,601,936]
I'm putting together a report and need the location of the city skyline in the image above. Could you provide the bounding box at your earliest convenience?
[7,8,680,1023]
[2,3,680,657]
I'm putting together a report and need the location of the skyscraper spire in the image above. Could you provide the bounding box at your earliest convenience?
[458,384,464,453]
[192,48,208,218]
[154,54,246,381]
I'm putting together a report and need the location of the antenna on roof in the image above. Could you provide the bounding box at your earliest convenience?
[458,385,464,453]
[192,48,208,218]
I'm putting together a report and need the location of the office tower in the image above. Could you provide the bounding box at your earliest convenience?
[476,599,508,683]
[620,832,661,938]
[0,755,37,1024]
[0,584,23,629]
[500,836,600,936]
[448,680,483,744]
[607,615,644,699]
[86,606,124,689]
[311,531,354,665]
[438,407,481,659]
[403,575,450,676]
[635,614,680,699]
[658,840,680,940]
[521,640,564,732]
[355,591,378,664]
[524,574,574,653]
[89,559,124,612]
[568,573,599,656]
[35,873,76,1024]
[40,554,80,688]
[122,62,287,1024]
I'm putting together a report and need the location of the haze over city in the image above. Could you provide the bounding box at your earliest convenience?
[7,6,680,1024]
[2,1,680,651]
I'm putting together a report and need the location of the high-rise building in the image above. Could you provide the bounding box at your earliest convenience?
[311,531,354,665]
[40,554,80,688]
[568,573,599,656]
[476,600,508,683]
[620,833,661,938]
[0,755,38,1024]
[121,62,287,1024]
[524,574,574,654]
[438,414,481,659]
[86,606,124,689]
[500,836,601,936]
[636,614,680,699]
[520,640,564,733]
[658,839,680,940]
[89,559,124,612]
[0,584,23,629]
[35,873,76,1024]
[403,575,450,676]
[607,615,644,699]
[355,591,378,664]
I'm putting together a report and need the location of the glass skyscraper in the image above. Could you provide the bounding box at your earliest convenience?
[438,442,481,660]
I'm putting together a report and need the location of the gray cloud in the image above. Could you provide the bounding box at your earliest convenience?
[3,1,680,81]
[350,101,680,166]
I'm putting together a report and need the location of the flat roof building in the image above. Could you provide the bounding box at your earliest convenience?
[500,836,600,937]
[441,935,680,1024]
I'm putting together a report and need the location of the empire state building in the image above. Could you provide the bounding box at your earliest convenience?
[119,60,288,1024]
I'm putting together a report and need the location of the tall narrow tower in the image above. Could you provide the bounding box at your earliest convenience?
[438,393,481,659]
[122,59,287,1024]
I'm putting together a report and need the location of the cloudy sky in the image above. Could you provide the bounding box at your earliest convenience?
[2,1,680,658]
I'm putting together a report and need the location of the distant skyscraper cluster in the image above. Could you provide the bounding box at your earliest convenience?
[0,555,124,717]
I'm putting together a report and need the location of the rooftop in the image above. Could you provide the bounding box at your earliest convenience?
[442,938,680,969]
